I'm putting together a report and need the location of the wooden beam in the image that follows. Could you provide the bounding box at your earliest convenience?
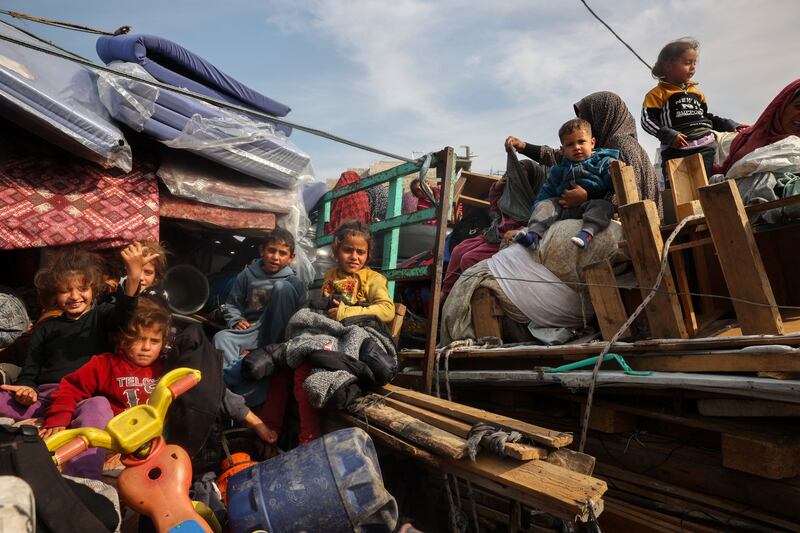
[471,287,503,339]
[621,350,800,372]
[583,260,631,341]
[423,147,456,394]
[609,161,639,206]
[399,324,800,359]
[452,453,606,523]
[582,404,636,434]
[699,180,783,335]
[349,398,468,459]
[669,251,698,335]
[697,398,800,417]
[330,413,605,523]
[721,433,800,479]
[380,396,549,461]
[665,153,708,221]
[618,200,688,339]
[381,385,573,448]
[596,463,799,531]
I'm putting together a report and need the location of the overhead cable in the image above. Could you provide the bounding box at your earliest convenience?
[0,32,416,164]
[0,9,129,36]
[578,0,653,71]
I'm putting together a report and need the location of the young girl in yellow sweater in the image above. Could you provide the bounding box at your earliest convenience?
[322,220,395,323]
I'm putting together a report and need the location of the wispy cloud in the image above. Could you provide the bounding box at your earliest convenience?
[262,0,798,180]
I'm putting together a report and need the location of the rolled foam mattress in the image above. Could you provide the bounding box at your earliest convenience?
[0,22,131,171]
[96,34,310,188]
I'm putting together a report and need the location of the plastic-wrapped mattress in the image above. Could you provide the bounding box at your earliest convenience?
[95,34,311,188]
[0,22,131,171]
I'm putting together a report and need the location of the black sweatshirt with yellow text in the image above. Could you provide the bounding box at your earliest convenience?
[641,80,738,147]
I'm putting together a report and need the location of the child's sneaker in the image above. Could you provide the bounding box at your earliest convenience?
[571,230,593,249]
[514,230,541,249]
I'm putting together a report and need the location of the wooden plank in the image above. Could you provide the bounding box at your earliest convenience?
[582,404,636,434]
[333,413,605,523]
[674,199,703,221]
[381,385,573,448]
[399,322,800,360]
[609,160,639,205]
[546,448,596,476]
[452,453,606,523]
[697,398,800,417]
[331,412,442,468]
[698,180,783,335]
[618,200,688,339]
[601,497,715,533]
[471,287,503,339]
[721,433,800,479]
[583,260,631,341]
[621,350,800,373]
[423,147,456,394]
[660,192,800,234]
[584,429,800,522]
[666,236,713,253]
[380,396,548,461]
[668,251,698,336]
[596,463,800,531]
[665,153,708,218]
[349,398,468,459]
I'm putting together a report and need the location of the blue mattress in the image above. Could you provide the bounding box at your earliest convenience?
[96,34,310,188]
[0,22,131,170]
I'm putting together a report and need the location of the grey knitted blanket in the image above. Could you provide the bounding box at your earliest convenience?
[283,309,396,407]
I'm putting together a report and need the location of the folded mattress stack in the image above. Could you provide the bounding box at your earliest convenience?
[96,33,311,189]
[0,21,132,171]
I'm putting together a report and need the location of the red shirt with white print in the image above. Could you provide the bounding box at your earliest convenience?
[43,352,164,428]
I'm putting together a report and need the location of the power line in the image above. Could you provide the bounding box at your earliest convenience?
[578,0,652,71]
[0,9,129,36]
[0,30,416,164]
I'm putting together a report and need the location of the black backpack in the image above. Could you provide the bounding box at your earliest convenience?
[0,424,118,532]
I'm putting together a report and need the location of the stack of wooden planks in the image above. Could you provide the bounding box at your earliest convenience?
[449,385,800,531]
[330,384,607,526]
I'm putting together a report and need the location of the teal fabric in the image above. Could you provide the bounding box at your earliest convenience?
[777,172,800,220]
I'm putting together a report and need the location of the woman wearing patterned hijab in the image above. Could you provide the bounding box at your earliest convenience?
[507,91,662,218]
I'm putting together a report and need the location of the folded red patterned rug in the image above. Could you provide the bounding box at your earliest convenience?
[0,155,159,249]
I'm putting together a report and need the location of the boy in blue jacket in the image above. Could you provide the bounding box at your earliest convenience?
[214,228,308,407]
[516,118,619,250]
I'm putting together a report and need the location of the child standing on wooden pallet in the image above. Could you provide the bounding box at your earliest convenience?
[641,37,745,183]
[261,220,395,445]
[515,118,619,250]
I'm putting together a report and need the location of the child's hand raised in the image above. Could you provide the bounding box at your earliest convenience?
[0,384,38,405]
[38,426,65,440]
[121,241,160,296]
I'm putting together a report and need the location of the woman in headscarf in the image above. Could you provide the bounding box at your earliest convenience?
[324,171,371,234]
[507,91,662,218]
[718,79,800,175]
[441,154,546,300]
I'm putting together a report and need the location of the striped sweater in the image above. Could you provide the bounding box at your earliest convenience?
[641,80,738,147]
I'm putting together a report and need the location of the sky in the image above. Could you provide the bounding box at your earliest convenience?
[3,0,799,181]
